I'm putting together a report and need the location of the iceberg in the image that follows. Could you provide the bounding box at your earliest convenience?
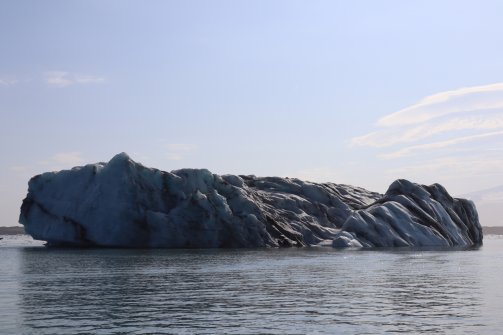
[19,153,482,248]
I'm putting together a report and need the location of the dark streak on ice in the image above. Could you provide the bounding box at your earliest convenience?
[19,153,483,248]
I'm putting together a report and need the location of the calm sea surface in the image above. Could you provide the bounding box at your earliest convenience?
[1,235,503,334]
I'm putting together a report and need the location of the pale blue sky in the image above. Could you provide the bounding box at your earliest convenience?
[1,1,503,226]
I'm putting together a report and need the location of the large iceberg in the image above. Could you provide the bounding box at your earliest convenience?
[19,153,482,248]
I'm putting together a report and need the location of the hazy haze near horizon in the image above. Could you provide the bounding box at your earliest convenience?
[1,1,503,226]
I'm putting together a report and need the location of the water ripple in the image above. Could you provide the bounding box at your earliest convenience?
[1,237,503,334]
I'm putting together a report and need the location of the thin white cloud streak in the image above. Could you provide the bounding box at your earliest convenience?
[351,82,503,164]
[464,187,503,203]
[380,131,503,159]
[0,77,20,86]
[353,113,503,148]
[287,167,341,183]
[37,152,85,170]
[165,143,196,161]
[348,84,503,191]
[378,82,503,127]
[166,144,195,152]
[9,166,32,173]
[45,72,72,87]
[10,152,85,179]
[387,155,503,178]
[45,71,105,87]
[51,152,84,166]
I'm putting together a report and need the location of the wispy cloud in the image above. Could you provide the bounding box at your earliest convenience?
[351,83,503,155]
[10,152,85,179]
[353,112,503,148]
[45,71,105,87]
[287,167,341,183]
[387,154,503,178]
[165,143,196,161]
[377,82,503,127]
[380,131,503,159]
[37,152,85,170]
[51,152,85,166]
[0,77,20,86]
[9,166,32,174]
[349,83,503,190]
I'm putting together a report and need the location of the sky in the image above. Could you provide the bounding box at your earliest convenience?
[1,0,503,226]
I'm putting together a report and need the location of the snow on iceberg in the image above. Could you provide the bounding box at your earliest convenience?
[19,153,482,248]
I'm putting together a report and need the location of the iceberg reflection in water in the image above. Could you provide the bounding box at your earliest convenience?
[0,236,501,334]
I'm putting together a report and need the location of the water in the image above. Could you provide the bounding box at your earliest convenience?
[1,235,503,334]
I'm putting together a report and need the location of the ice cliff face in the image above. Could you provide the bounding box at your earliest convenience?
[333,180,482,248]
[19,153,483,248]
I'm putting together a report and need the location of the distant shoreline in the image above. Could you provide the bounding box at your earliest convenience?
[482,226,503,235]
[2,225,503,236]
[0,226,25,235]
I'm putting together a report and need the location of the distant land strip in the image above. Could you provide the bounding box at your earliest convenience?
[1,226,503,236]
[0,226,25,235]
[482,226,503,235]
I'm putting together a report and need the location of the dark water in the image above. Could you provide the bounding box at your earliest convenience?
[1,235,503,334]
